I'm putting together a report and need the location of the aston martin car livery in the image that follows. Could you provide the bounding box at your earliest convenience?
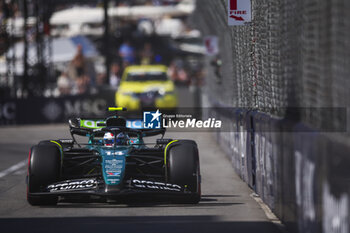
[115,65,178,111]
[26,107,200,205]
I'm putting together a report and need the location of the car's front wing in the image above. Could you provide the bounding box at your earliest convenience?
[28,178,194,200]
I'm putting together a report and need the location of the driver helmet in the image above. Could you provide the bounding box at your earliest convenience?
[103,132,129,147]
[103,132,114,147]
[115,132,129,146]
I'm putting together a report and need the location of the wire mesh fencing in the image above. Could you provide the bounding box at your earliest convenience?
[191,0,350,134]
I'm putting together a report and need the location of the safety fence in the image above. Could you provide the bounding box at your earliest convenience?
[193,0,350,232]
[192,0,350,132]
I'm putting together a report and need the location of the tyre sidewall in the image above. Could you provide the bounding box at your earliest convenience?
[27,144,61,205]
[167,140,200,196]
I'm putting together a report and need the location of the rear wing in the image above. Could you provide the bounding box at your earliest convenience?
[68,118,165,138]
[69,118,144,130]
[68,106,166,140]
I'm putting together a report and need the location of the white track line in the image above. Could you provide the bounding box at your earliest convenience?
[0,160,27,178]
[250,192,288,233]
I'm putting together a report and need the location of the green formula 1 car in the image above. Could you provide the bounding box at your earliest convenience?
[26,107,201,205]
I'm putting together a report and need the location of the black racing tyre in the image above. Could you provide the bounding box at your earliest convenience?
[27,144,61,206]
[167,140,201,204]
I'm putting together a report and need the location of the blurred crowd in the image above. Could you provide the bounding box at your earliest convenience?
[1,0,204,98]
[0,1,20,55]
[54,39,158,96]
[0,1,21,22]
[54,36,205,97]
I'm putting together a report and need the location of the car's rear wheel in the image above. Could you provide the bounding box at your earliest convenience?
[27,144,61,206]
[167,140,201,204]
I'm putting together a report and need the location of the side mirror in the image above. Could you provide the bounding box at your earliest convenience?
[69,118,80,128]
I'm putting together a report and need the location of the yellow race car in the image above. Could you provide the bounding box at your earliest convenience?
[116,65,178,111]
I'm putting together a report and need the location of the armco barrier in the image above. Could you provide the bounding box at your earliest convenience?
[233,109,250,184]
[270,117,284,220]
[244,111,255,189]
[280,125,298,232]
[208,102,350,233]
[322,134,350,233]
[252,112,275,210]
[293,125,321,233]
[234,110,249,183]
[231,110,241,175]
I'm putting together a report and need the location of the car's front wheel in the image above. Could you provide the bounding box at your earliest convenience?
[27,144,61,206]
[167,140,201,204]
